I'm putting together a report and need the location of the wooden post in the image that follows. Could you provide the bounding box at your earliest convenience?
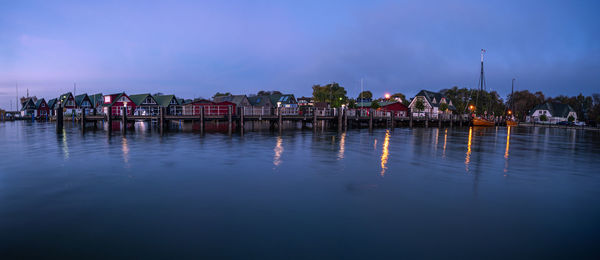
[460,115,463,127]
[343,108,348,130]
[425,114,429,128]
[56,104,63,132]
[240,107,244,135]
[438,114,442,128]
[278,107,283,131]
[159,107,164,135]
[81,109,86,132]
[313,107,317,132]
[107,106,113,134]
[369,109,373,132]
[228,105,233,135]
[200,106,204,134]
[337,108,343,132]
[122,107,127,133]
[93,108,97,128]
[450,114,453,127]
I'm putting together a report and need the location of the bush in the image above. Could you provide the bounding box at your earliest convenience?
[540,114,548,121]
[568,115,575,122]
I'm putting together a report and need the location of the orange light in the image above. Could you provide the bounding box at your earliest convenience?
[507,110,512,115]
[469,105,475,111]
[384,93,391,99]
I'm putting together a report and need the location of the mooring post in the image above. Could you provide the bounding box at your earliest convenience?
[81,109,86,132]
[438,114,442,128]
[122,107,127,134]
[199,106,204,134]
[56,104,64,132]
[159,107,164,135]
[240,107,244,135]
[107,106,113,134]
[228,105,233,135]
[343,108,348,130]
[313,107,317,132]
[93,108,97,128]
[278,107,283,131]
[425,114,429,128]
[390,111,395,130]
[450,114,454,127]
[369,109,373,132]
[337,107,343,132]
[409,111,413,128]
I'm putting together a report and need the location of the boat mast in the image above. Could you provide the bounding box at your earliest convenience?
[476,49,487,115]
[511,78,515,114]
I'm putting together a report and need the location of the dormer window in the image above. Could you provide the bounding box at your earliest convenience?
[104,96,112,103]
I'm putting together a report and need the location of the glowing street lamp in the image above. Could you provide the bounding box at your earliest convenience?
[507,110,512,115]
[384,93,391,99]
[469,105,475,111]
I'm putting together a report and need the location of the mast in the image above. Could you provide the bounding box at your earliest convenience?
[511,78,515,113]
[476,49,487,115]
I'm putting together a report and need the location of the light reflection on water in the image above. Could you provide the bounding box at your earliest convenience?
[1,121,600,259]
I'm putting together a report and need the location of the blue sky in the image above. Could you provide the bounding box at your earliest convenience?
[1,0,598,109]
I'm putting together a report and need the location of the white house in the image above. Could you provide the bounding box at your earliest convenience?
[408,90,455,117]
[527,102,577,124]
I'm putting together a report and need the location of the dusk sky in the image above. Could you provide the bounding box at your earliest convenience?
[1,0,598,109]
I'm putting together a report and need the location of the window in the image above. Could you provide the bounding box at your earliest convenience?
[104,96,111,103]
[256,98,261,103]
[144,97,155,104]
[170,98,178,105]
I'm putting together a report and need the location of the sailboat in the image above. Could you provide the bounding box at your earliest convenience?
[472,49,495,127]
[506,78,518,126]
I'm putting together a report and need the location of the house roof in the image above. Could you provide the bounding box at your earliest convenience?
[34,98,46,108]
[413,90,456,110]
[213,95,249,106]
[248,95,271,106]
[529,102,575,117]
[21,98,36,111]
[89,93,103,107]
[102,93,126,107]
[47,98,57,109]
[59,92,73,103]
[153,95,178,107]
[129,94,153,106]
[74,94,89,106]
[268,94,296,106]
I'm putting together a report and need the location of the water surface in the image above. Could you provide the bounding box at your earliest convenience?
[1,121,599,258]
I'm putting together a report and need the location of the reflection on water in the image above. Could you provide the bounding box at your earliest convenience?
[273,136,283,167]
[1,122,600,259]
[338,132,346,160]
[122,136,130,167]
[465,126,473,172]
[380,130,390,176]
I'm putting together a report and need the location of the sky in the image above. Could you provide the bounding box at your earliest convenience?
[1,0,599,110]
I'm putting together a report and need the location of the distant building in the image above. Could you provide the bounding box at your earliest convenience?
[379,101,409,117]
[527,102,577,124]
[297,97,314,107]
[35,98,49,118]
[213,95,251,109]
[89,93,104,114]
[130,94,159,116]
[74,94,93,115]
[58,92,77,115]
[102,93,136,116]
[20,98,37,117]
[408,90,455,117]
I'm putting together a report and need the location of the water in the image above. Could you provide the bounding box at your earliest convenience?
[1,121,599,259]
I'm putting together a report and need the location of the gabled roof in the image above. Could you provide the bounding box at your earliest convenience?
[213,95,249,106]
[102,93,128,107]
[529,102,576,117]
[59,92,73,103]
[89,93,103,107]
[74,94,90,106]
[21,98,36,111]
[129,94,154,106]
[248,95,272,106]
[153,95,179,107]
[268,94,296,106]
[47,98,57,109]
[413,90,456,110]
[34,98,46,109]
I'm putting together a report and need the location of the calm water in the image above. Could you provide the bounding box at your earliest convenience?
[1,121,599,259]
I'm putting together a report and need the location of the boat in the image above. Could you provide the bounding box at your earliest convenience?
[506,120,518,126]
[471,49,495,127]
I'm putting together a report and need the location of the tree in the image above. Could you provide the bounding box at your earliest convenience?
[358,91,373,100]
[371,100,380,109]
[415,98,425,114]
[391,93,406,102]
[540,114,548,121]
[348,99,357,109]
[312,82,348,108]
[568,115,575,122]
[439,103,448,113]
[213,92,231,98]
[257,90,282,96]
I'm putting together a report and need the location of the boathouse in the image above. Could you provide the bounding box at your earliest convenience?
[130,94,159,116]
[213,95,251,109]
[379,101,409,117]
[20,98,37,117]
[102,93,136,116]
[35,98,50,118]
[88,93,104,114]
[58,92,77,115]
[75,94,93,115]
[154,94,181,115]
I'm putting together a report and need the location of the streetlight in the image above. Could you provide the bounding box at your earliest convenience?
[384,93,391,99]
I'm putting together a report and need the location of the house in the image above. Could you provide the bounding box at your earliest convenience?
[154,94,181,115]
[213,95,251,109]
[379,101,409,117]
[35,98,50,118]
[297,97,314,107]
[74,94,93,115]
[247,95,274,115]
[102,93,136,116]
[408,90,455,117]
[89,93,104,114]
[58,92,77,115]
[20,98,37,117]
[269,94,297,108]
[183,100,236,116]
[47,98,57,116]
[527,102,577,124]
[129,94,159,116]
